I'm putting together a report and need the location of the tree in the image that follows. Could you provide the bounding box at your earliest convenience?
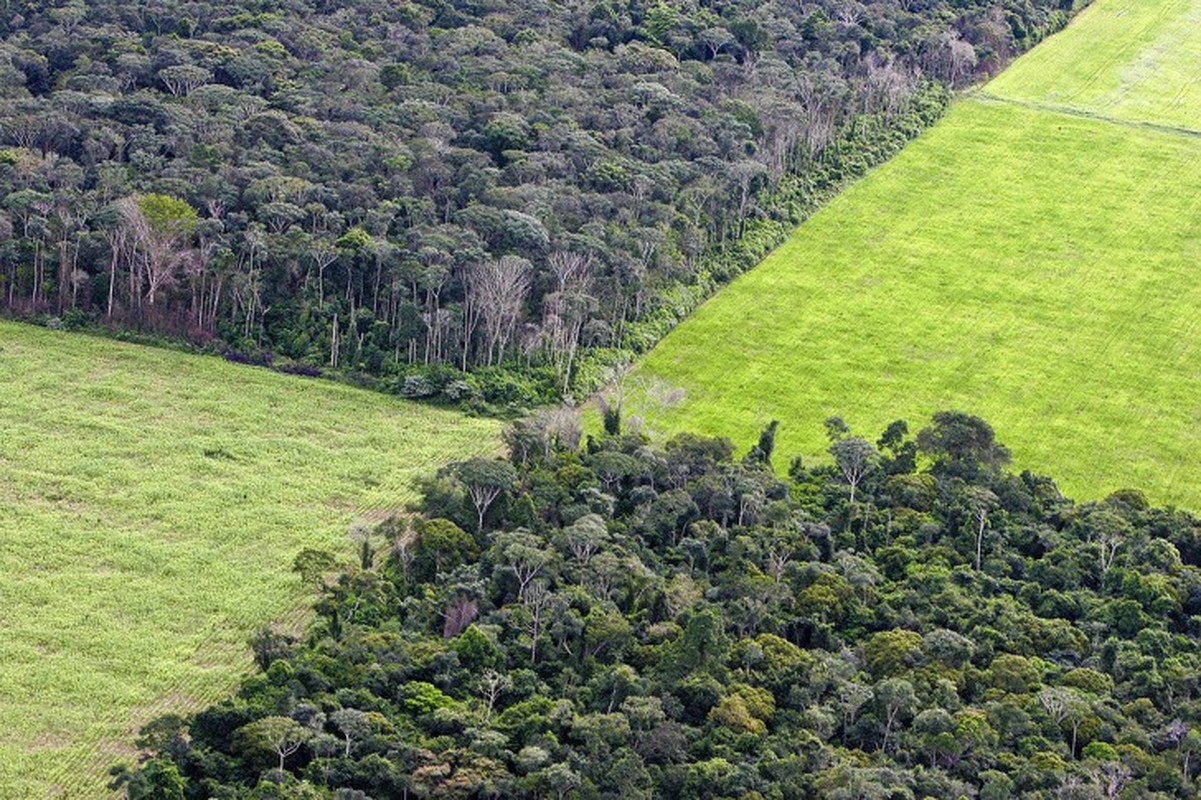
[453,458,518,533]
[917,411,1011,480]
[414,518,479,581]
[233,716,311,774]
[469,256,532,366]
[292,548,335,590]
[963,486,999,570]
[556,513,610,565]
[118,758,186,800]
[865,629,922,678]
[119,194,198,306]
[157,64,211,97]
[1085,510,1130,575]
[830,436,879,504]
[1038,687,1088,757]
[540,763,582,800]
[874,678,916,751]
[745,420,780,468]
[329,708,371,758]
[478,669,510,721]
[492,530,554,602]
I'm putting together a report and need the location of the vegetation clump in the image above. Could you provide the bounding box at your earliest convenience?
[120,412,1201,798]
[0,0,1078,403]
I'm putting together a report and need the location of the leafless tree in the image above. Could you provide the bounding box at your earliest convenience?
[478,669,510,720]
[543,251,594,392]
[472,255,531,366]
[522,581,553,663]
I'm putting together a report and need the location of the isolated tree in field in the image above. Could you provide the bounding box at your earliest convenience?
[746,420,780,468]
[453,457,518,533]
[830,436,879,503]
[233,716,310,774]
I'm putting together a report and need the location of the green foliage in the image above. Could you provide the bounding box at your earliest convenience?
[136,193,198,238]
[0,0,1065,405]
[127,409,1201,798]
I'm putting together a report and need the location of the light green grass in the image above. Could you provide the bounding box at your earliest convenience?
[629,98,1201,508]
[0,322,499,797]
[985,0,1201,128]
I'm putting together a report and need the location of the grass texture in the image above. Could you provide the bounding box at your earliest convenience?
[986,0,1201,129]
[629,97,1201,507]
[0,322,499,797]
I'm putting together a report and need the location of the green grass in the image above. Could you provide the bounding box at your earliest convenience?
[985,0,1201,129]
[629,97,1201,507]
[0,322,500,797]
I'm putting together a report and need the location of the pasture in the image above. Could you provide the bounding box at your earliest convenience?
[986,0,1201,129]
[0,322,499,796]
[628,97,1201,507]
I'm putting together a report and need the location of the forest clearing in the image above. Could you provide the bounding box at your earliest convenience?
[0,323,498,795]
[629,0,1201,508]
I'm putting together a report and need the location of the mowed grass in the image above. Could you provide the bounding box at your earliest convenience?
[0,322,499,797]
[630,98,1201,507]
[985,0,1201,128]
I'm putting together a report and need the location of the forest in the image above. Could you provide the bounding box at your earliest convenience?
[116,410,1201,798]
[0,0,1076,405]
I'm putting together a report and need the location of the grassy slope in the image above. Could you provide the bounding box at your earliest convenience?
[0,322,499,797]
[629,5,1201,507]
[986,0,1201,129]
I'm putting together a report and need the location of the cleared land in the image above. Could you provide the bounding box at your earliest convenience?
[986,0,1201,128]
[0,322,499,797]
[629,94,1201,507]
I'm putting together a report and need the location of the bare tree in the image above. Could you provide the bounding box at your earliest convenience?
[522,581,553,663]
[472,255,531,366]
[543,251,594,393]
[478,669,510,720]
[117,194,197,306]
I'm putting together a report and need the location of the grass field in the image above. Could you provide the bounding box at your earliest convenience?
[986,0,1201,128]
[0,322,499,797]
[628,92,1201,507]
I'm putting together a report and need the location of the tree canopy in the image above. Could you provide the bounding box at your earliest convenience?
[119,409,1201,799]
[0,0,1078,407]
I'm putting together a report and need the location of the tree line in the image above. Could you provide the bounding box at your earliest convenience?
[0,0,1079,406]
[116,410,1201,798]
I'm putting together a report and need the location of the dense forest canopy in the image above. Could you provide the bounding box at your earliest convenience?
[119,411,1201,798]
[0,0,1076,405]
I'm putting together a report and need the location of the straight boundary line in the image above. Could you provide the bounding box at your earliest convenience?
[973,90,1201,140]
